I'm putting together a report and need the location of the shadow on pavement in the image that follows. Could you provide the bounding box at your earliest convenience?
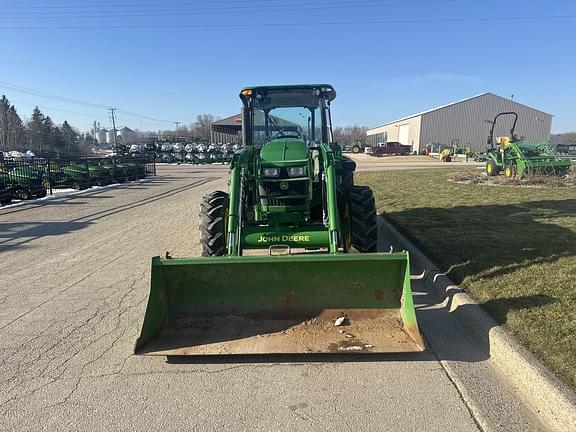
[0,221,92,253]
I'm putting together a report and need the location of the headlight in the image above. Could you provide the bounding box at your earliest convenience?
[262,167,280,177]
[287,166,306,177]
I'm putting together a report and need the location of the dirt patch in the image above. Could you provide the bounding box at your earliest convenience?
[140,311,422,355]
[450,166,576,188]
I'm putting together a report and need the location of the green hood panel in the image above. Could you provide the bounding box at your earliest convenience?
[260,138,309,163]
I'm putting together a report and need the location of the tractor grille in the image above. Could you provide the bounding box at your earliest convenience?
[259,180,307,207]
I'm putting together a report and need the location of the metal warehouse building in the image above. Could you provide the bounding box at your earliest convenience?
[366,93,552,153]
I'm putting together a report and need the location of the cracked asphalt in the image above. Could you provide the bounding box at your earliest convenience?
[0,164,543,431]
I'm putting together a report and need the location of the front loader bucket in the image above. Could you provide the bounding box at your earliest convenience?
[135,253,424,356]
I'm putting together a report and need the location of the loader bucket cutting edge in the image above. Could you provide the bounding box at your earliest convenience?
[135,253,424,355]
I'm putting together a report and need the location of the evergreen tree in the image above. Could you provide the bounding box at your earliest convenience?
[7,106,27,150]
[42,115,55,153]
[61,120,79,155]
[27,107,45,154]
[0,96,28,151]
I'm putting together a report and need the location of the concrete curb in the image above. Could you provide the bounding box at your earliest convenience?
[379,217,576,432]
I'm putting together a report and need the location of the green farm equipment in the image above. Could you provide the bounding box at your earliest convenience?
[343,141,364,154]
[135,84,424,356]
[7,166,47,199]
[87,164,114,186]
[0,175,12,204]
[114,162,139,181]
[98,159,144,182]
[62,164,91,189]
[485,112,572,178]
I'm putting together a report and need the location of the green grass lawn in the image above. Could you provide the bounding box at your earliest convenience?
[357,168,576,388]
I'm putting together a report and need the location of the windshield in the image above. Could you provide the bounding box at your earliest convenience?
[252,106,323,147]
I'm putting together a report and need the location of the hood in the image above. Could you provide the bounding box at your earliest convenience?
[260,138,308,163]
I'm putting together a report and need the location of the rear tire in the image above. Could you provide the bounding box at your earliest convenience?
[342,170,354,188]
[348,186,377,252]
[199,190,229,257]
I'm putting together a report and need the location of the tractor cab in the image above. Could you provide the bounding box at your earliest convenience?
[239,85,337,225]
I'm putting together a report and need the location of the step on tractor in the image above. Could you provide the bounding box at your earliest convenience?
[485,112,572,178]
[135,84,424,356]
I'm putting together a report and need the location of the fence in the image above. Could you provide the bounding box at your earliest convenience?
[0,155,155,204]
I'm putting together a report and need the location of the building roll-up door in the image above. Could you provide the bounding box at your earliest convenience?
[398,124,410,145]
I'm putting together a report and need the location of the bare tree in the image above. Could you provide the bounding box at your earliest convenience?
[333,125,369,146]
[193,114,220,142]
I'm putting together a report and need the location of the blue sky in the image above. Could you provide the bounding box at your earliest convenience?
[1,0,575,133]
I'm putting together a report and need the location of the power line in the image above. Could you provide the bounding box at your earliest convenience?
[0,15,574,30]
[0,0,450,19]
[0,0,429,11]
[0,80,109,109]
[0,80,177,124]
[7,98,108,119]
[116,109,176,124]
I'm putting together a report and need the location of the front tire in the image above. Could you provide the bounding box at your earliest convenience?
[348,186,378,252]
[199,190,229,257]
[504,164,516,178]
[486,160,499,176]
[17,189,30,200]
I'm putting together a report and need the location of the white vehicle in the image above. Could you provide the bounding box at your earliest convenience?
[172,143,185,153]
[129,144,143,154]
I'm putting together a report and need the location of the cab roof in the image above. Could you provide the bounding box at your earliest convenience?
[239,84,336,102]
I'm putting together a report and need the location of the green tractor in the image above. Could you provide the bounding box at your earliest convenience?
[136,84,423,356]
[485,112,572,178]
[7,166,47,200]
[343,140,364,154]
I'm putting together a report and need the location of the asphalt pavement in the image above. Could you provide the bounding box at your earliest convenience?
[0,162,547,431]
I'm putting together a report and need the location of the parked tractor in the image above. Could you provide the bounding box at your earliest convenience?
[485,112,572,178]
[136,84,423,356]
[343,141,364,154]
[7,166,47,199]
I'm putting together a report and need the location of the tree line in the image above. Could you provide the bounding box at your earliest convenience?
[0,95,96,157]
[151,116,369,145]
[2,95,371,155]
[550,132,576,145]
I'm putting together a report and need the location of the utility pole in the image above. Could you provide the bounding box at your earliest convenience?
[174,121,180,139]
[109,107,118,154]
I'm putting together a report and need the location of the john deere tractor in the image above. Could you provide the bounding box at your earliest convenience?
[485,112,571,178]
[136,85,423,356]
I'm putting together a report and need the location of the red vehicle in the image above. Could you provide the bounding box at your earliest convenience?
[364,141,411,156]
